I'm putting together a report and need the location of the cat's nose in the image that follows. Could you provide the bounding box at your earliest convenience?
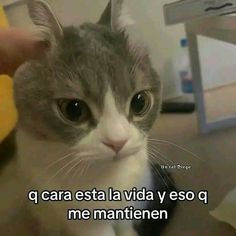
[103,139,127,153]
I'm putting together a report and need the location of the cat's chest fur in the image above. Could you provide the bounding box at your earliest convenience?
[16,128,152,235]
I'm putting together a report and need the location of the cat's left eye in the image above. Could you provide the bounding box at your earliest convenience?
[130,91,152,117]
[57,99,91,124]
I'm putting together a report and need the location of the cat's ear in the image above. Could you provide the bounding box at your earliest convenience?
[27,0,63,43]
[98,0,134,31]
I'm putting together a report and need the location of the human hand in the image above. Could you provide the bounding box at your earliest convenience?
[0,27,46,76]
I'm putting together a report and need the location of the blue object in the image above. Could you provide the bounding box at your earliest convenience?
[182,79,193,93]
[180,38,188,48]
[180,71,193,93]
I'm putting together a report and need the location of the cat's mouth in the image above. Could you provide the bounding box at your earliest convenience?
[113,146,142,161]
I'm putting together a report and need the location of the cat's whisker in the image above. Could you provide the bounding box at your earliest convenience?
[147,150,177,188]
[149,149,186,183]
[147,157,171,191]
[45,156,80,186]
[79,162,90,179]
[70,156,102,183]
[63,158,85,180]
[71,161,90,185]
[84,162,91,177]
[47,152,101,185]
[46,151,77,170]
[68,160,88,187]
[148,149,169,166]
[146,157,186,211]
[148,145,191,179]
[62,154,99,181]
[148,144,177,166]
[149,147,191,173]
[148,138,204,162]
[144,151,171,189]
[146,156,187,211]
[71,161,84,181]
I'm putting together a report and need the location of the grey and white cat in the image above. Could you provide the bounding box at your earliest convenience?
[1,0,176,235]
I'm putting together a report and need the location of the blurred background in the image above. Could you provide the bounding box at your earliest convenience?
[1,0,236,235]
[3,0,236,99]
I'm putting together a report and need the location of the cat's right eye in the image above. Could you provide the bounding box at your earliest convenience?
[57,99,91,124]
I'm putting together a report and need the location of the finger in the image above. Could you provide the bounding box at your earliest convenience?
[0,28,47,75]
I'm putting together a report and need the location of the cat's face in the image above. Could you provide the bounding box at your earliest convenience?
[14,0,161,162]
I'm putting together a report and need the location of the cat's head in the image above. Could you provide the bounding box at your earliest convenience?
[14,0,162,162]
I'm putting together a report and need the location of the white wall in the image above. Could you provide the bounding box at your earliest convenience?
[3,0,236,98]
[198,35,236,90]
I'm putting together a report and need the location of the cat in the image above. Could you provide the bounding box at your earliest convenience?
[0,0,176,235]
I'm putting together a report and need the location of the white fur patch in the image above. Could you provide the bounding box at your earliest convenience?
[13,88,151,235]
[118,4,135,28]
[99,88,130,143]
[111,0,135,31]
